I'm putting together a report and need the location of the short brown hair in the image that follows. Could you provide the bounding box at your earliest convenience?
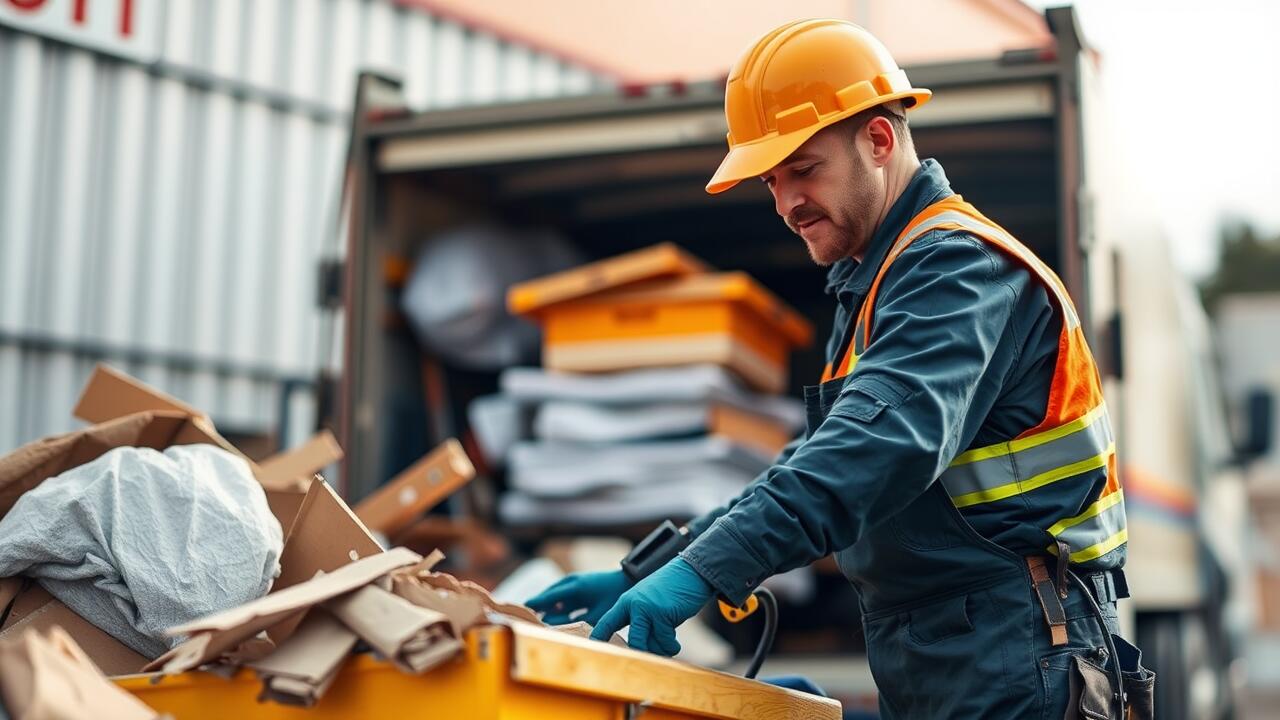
[841,101,913,152]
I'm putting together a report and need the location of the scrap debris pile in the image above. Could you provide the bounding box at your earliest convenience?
[149,547,545,707]
[0,364,564,719]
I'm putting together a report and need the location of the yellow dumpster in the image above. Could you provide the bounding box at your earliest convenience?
[116,622,841,719]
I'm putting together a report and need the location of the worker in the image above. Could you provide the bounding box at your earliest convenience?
[529,19,1148,719]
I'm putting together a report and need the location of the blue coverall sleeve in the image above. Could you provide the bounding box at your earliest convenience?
[685,434,804,538]
[680,235,1033,604]
[685,298,851,538]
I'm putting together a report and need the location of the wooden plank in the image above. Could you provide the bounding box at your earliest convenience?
[508,622,842,720]
[353,439,475,536]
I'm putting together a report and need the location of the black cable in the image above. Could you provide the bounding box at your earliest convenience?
[1067,570,1126,718]
[743,587,778,680]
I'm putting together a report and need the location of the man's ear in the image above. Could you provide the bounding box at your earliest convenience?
[864,116,896,168]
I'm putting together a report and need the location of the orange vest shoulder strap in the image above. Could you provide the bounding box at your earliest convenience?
[856,196,1081,348]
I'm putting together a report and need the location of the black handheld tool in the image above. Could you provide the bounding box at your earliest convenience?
[621,520,690,583]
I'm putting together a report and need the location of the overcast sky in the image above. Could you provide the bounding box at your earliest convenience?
[1025,0,1280,278]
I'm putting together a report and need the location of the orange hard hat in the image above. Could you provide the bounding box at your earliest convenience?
[706,19,932,194]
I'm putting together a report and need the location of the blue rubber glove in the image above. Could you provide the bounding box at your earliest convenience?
[589,557,714,656]
[525,570,632,626]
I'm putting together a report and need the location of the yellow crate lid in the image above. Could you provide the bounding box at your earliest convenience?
[508,243,708,317]
[560,272,814,348]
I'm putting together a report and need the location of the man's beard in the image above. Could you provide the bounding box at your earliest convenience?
[785,166,877,266]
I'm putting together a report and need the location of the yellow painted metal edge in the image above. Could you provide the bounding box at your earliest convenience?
[507,621,843,720]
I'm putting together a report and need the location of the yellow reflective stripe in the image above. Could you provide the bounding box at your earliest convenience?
[845,346,862,375]
[1059,528,1128,564]
[951,442,1115,509]
[950,403,1108,467]
[1046,489,1125,538]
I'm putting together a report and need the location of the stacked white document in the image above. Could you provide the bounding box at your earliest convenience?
[508,436,766,498]
[501,365,804,425]
[498,478,749,527]
[471,365,803,527]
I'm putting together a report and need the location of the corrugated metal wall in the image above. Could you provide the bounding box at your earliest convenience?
[0,0,611,454]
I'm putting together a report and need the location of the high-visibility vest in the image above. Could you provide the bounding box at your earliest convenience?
[823,196,1126,567]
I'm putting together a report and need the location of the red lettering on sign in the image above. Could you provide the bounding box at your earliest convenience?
[64,0,134,38]
[6,0,138,41]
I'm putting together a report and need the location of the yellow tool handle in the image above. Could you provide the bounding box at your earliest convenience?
[718,594,759,623]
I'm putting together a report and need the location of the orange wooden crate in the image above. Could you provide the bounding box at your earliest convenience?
[510,245,812,393]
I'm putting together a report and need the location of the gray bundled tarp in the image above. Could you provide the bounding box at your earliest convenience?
[0,445,283,659]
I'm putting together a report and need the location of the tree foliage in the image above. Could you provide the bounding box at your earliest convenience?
[1200,219,1280,314]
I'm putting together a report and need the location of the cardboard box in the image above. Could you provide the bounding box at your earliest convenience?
[353,438,475,537]
[0,579,148,677]
[0,626,158,720]
[149,548,422,675]
[0,365,378,677]
[509,247,812,393]
[256,430,344,491]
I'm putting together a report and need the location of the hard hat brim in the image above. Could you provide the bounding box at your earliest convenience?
[705,89,932,195]
[706,129,816,195]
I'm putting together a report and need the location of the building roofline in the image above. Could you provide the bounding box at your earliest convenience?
[394,0,633,82]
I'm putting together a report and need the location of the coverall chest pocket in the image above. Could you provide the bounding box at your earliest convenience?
[819,374,973,552]
[802,375,851,437]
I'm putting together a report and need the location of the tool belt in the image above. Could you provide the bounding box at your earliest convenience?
[1026,551,1152,720]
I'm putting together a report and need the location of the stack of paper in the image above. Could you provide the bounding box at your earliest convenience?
[471,365,803,527]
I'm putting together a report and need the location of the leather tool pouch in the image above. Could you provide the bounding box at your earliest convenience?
[1062,635,1155,720]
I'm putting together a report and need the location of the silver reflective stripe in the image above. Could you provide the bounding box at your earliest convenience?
[1048,490,1128,564]
[895,210,1080,330]
[942,407,1111,502]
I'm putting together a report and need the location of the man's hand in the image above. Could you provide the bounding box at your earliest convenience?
[589,557,714,656]
[526,570,631,625]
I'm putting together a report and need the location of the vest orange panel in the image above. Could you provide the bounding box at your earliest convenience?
[829,197,1125,567]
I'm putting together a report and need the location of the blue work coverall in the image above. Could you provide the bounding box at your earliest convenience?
[681,159,1129,717]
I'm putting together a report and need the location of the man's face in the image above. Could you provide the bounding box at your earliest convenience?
[760,123,884,266]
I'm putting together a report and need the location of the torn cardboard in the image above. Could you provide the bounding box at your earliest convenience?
[390,576,488,638]
[0,411,205,518]
[0,579,148,677]
[256,430,344,491]
[354,439,475,537]
[324,585,459,674]
[0,365,372,678]
[0,626,159,720]
[149,548,422,675]
[73,364,203,424]
[0,412,288,677]
[274,479,384,594]
[394,568,541,625]
[247,610,357,707]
